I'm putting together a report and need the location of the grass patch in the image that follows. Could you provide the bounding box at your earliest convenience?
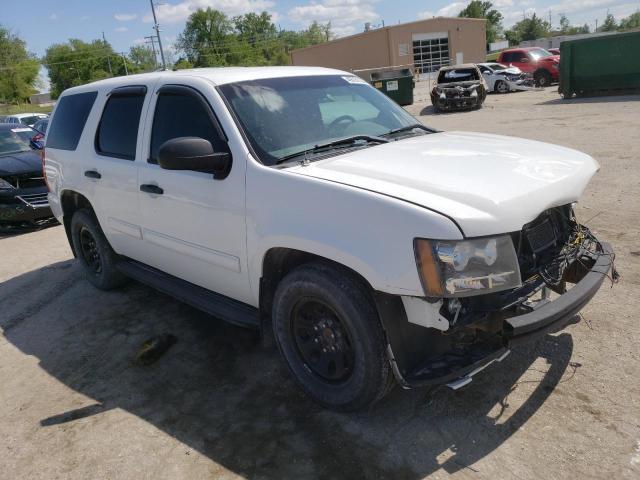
[0,104,53,115]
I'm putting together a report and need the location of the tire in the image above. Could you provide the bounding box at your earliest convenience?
[495,80,509,94]
[272,262,394,411]
[70,209,128,290]
[534,70,552,88]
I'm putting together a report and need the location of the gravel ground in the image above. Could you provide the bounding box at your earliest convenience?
[1,86,639,480]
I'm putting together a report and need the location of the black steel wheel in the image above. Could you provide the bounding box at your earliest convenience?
[291,298,355,383]
[79,226,102,274]
[535,70,552,87]
[272,261,394,411]
[70,209,128,290]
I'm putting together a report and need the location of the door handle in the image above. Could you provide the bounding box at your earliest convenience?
[84,170,101,179]
[140,184,164,195]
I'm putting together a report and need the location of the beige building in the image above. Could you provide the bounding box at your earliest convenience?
[291,17,487,77]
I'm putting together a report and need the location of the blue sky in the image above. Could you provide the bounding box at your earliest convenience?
[2,0,639,90]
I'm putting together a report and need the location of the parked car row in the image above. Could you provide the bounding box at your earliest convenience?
[0,112,49,128]
[429,47,560,113]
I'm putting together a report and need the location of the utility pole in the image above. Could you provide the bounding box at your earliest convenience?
[150,0,167,70]
[144,35,158,69]
[102,31,113,76]
[121,52,129,75]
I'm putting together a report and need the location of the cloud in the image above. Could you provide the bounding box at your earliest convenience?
[114,13,138,21]
[142,0,276,24]
[115,26,129,32]
[546,0,617,15]
[288,0,380,38]
[49,13,59,20]
[417,2,468,19]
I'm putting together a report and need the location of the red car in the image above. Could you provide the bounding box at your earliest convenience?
[548,48,561,55]
[497,47,560,87]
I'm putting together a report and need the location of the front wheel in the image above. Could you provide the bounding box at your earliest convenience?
[534,70,552,87]
[272,262,394,411]
[495,80,509,93]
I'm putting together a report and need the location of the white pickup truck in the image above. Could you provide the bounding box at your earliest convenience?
[44,67,613,411]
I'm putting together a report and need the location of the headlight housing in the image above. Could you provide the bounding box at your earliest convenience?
[0,178,15,191]
[414,236,522,297]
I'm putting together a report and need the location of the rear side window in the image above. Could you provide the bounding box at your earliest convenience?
[95,88,146,160]
[47,91,97,150]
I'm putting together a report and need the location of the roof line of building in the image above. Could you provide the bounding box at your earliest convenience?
[291,16,487,54]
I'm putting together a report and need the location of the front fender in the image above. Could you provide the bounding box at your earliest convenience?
[246,161,463,304]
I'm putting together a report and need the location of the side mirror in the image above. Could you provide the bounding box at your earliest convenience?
[520,57,530,63]
[158,137,231,179]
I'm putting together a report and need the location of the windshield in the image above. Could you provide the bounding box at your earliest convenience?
[529,48,553,60]
[20,115,41,125]
[0,127,35,155]
[438,68,479,83]
[218,75,419,165]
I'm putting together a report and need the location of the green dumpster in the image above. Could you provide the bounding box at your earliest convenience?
[370,69,414,106]
[559,31,640,98]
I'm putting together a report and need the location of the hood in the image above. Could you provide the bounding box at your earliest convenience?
[541,55,560,64]
[496,67,522,75]
[289,132,599,237]
[0,150,42,177]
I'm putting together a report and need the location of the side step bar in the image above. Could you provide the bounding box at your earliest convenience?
[117,258,260,329]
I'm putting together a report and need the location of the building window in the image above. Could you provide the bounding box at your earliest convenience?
[398,43,409,56]
[412,33,450,74]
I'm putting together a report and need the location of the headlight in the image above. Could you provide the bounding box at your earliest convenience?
[414,236,521,297]
[0,178,15,190]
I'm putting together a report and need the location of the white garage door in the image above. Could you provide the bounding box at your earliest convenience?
[412,32,450,74]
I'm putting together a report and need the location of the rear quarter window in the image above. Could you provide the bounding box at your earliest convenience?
[95,90,146,160]
[47,91,98,150]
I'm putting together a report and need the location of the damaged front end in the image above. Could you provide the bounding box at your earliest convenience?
[431,82,487,111]
[377,205,616,389]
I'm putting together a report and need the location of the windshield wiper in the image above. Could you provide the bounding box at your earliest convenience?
[276,134,389,165]
[383,124,436,137]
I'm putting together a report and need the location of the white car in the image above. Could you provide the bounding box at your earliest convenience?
[477,62,529,93]
[0,112,49,127]
[44,67,613,411]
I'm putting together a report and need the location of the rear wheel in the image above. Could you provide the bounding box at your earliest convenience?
[71,209,128,290]
[272,262,394,411]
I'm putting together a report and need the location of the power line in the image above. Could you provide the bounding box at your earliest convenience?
[103,32,113,76]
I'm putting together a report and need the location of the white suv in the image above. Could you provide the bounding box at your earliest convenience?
[44,67,613,411]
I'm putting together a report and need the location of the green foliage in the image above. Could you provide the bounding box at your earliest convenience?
[458,1,503,44]
[176,9,330,67]
[505,13,551,45]
[619,11,640,30]
[600,13,617,32]
[128,45,157,73]
[44,39,118,98]
[0,26,39,103]
[558,15,590,35]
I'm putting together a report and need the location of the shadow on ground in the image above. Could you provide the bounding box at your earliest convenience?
[0,260,575,479]
[537,92,640,105]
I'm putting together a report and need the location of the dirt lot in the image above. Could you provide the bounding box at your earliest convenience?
[1,87,639,480]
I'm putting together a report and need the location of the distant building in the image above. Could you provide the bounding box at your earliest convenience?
[520,31,627,49]
[291,17,487,78]
[29,92,53,106]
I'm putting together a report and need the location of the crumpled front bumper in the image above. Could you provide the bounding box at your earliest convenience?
[377,242,614,389]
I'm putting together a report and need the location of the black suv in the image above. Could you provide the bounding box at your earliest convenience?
[0,123,53,226]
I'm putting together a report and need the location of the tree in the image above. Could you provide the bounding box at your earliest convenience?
[600,13,617,31]
[458,1,503,44]
[175,8,233,66]
[505,13,551,45]
[559,14,570,34]
[175,8,330,68]
[619,11,640,31]
[44,39,119,98]
[0,26,39,103]
[128,45,156,73]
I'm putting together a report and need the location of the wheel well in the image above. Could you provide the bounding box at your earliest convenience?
[60,190,95,257]
[259,248,374,318]
[534,68,551,77]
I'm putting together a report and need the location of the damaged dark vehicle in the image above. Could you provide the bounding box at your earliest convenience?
[431,64,487,112]
[0,123,53,227]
